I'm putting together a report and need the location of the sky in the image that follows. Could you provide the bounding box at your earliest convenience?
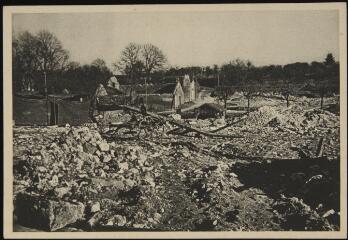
[12,10,339,70]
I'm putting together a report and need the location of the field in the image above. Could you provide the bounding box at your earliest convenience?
[12,94,341,232]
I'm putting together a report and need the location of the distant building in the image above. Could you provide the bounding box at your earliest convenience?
[182,74,191,102]
[190,76,200,102]
[154,80,185,109]
[107,76,120,90]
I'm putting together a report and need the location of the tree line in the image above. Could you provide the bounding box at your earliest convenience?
[13,31,112,95]
[13,30,339,99]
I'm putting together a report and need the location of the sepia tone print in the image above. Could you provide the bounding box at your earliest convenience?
[3,3,347,238]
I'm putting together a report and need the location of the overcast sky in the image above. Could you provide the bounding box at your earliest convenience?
[12,10,339,69]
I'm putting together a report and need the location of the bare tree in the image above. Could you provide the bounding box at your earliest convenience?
[113,43,142,84]
[141,44,167,83]
[12,31,40,91]
[35,30,69,74]
[241,84,256,114]
[317,80,331,109]
[279,80,296,108]
[215,86,235,110]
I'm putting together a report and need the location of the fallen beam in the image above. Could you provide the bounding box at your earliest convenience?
[316,137,325,157]
[121,105,243,139]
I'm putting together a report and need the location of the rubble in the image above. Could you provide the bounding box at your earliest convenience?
[15,193,85,231]
[12,95,340,231]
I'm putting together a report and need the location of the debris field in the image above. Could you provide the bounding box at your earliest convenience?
[13,96,340,232]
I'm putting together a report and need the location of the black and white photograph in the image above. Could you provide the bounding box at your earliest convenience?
[3,3,347,238]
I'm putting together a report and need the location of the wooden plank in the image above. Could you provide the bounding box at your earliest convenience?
[316,137,325,157]
[121,105,243,139]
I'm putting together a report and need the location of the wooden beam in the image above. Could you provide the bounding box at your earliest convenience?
[121,105,243,139]
[316,137,325,157]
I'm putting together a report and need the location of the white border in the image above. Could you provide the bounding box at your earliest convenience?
[3,3,347,239]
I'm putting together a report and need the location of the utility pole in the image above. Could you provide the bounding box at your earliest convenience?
[44,71,49,125]
[145,77,148,106]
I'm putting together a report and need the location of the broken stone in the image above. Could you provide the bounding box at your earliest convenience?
[37,166,47,173]
[118,162,129,171]
[49,175,59,187]
[83,142,98,154]
[229,172,238,178]
[54,187,70,198]
[144,175,156,187]
[322,209,335,218]
[95,150,101,157]
[113,215,127,227]
[154,213,161,222]
[98,142,110,152]
[133,223,145,228]
[15,193,85,231]
[102,154,112,163]
[90,202,101,213]
[124,179,136,188]
[87,212,103,228]
[91,178,124,190]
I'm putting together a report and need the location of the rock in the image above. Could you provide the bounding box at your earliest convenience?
[98,142,110,152]
[129,168,140,175]
[49,175,59,187]
[154,213,161,222]
[91,178,125,190]
[75,158,84,170]
[113,215,127,226]
[87,212,103,228]
[83,142,98,155]
[15,193,85,231]
[93,155,100,163]
[98,169,106,178]
[54,187,70,198]
[90,202,100,213]
[78,151,90,162]
[76,144,84,152]
[95,150,101,157]
[133,223,145,228]
[124,179,136,188]
[144,175,156,187]
[118,162,129,171]
[229,172,238,178]
[322,209,335,218]
[102,154,112,163]
[37,166,47,172]
[170,114,181,121]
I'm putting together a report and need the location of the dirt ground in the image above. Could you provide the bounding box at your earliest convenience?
[12,95,341,232]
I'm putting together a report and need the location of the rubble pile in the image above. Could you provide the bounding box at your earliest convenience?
[178,161,282,231]
[12,96,341,232]
[273,196,335,231]
[13,125,163,231]
[235,104,339,134]
[239,106,282,127]
[184,161,242,206]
